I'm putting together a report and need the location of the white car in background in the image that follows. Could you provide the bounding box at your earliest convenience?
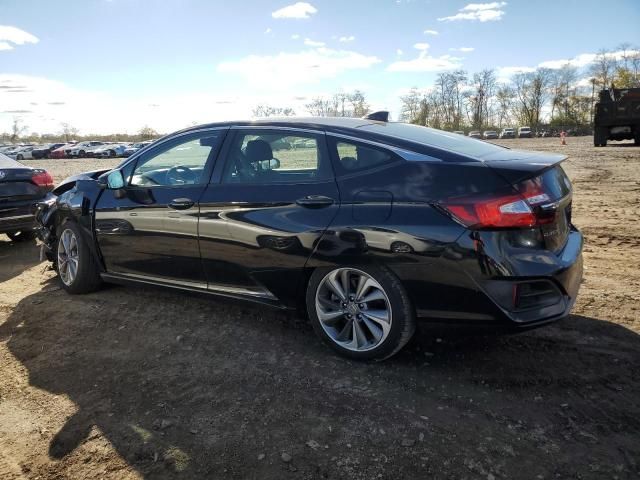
[91,143,129,158]
[68,141,105,157]
[518,126,533,138]
[9,145,37,160]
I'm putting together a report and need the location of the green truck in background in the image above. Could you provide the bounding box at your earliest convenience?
[593,88,640,147]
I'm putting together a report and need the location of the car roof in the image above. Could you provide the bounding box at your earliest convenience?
[167,117,509,162]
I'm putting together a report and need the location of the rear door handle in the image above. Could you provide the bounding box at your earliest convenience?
[169,198,195,210]
[295,195,335,208]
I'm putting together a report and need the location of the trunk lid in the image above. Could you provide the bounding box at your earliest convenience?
[0,156,45,201]
[482,150,573,253]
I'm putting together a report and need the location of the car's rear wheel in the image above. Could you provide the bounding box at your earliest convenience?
[109,150,116,157]
[306,265,415,360]
[6,230,35,242]
[56,222,102,294]
[16,154,23,160]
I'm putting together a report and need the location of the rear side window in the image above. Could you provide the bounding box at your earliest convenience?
[331,138,400,175]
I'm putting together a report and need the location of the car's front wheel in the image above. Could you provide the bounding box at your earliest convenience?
[306,265,415,360]
[56,222,102,294]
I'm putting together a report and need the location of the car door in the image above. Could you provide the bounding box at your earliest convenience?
[95,128,228,286]
[198,127,339,303]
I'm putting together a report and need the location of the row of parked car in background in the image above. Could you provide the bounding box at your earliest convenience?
[0,140,154,160]
[452,126,535,139]
[454,127,577,139]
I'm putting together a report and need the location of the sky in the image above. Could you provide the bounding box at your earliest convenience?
[1,0,639,134]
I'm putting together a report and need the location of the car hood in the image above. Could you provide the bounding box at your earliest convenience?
[53,168,109,194]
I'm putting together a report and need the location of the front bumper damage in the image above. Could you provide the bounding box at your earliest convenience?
[34,194,58,262]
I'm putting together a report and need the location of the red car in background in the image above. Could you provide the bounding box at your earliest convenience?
[49,142,77,159]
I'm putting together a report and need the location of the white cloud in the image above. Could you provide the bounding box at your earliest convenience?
[537,50,639,69]
[495,65,536,82]
[387,52,462,72]
[413,42,430,51]
[218,47,381,89]
[339,35,355,43]
[423,29,438,35]
[0,25,39,51]
[450,47,475,52]
[0,74,338,134]
[304,38,325,47]
[272,2,317,19]
[264,27,272,34]
[396,49,403,56]
[438,2,507,22]
[291,34,300,39]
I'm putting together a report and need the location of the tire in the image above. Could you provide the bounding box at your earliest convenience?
[6,230,35,242]
[306,265,415,361]
[594,128,608,147]
[79,150,85,157]
[55,221,102,294]
[109,150,116,157]
[16,154,23,160]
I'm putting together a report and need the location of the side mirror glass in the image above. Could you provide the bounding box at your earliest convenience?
[107,170,125,189]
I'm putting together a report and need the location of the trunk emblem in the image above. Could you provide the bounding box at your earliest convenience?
[0,171,6,179]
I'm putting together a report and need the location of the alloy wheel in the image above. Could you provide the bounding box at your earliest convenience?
[58,228,79,286]
[315,268,392,352]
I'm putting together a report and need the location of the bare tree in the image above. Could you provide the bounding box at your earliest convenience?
[513,68,552,131]
[550,64,578,120]
[252,105,296,117]
[10,117,27,142]
[399,88,422,122]
[495,85,515,128]
[347,90,370,117]
[138,125,158,140]
[60,122,79,142]
[466,69,496,130]
[590,49,617,89]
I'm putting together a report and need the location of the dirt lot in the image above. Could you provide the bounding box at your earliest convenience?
[0,136,639,479]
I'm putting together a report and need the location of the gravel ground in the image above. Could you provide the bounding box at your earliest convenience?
[0,136,639,479]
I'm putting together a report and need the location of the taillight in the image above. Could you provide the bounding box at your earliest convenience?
[32,170,54,188]
[440,180,554,229]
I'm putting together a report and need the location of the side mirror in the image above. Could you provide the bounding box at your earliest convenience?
[106,170,125,189]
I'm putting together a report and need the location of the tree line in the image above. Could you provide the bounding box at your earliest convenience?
[0,119,160,144]
[398,44,639,132]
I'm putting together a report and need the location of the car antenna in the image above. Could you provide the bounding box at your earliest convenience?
[363,111,389,122]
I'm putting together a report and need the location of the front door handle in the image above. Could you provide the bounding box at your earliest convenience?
[295,195,335,208]
[169,198,195,210]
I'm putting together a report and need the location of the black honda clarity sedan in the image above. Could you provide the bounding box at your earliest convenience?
[36,115,583,360]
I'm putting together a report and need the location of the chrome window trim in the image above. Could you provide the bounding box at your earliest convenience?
[229,125,326,136]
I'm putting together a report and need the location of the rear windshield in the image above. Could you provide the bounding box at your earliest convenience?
[360,122,506,158]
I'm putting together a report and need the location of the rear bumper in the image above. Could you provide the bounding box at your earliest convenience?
[470,229,584,328]
[0,199,39,234]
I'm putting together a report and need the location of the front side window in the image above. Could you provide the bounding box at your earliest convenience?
[130,132,223,187]
[222,130,330,184]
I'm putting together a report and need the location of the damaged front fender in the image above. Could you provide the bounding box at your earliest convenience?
[35,176,106,266]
